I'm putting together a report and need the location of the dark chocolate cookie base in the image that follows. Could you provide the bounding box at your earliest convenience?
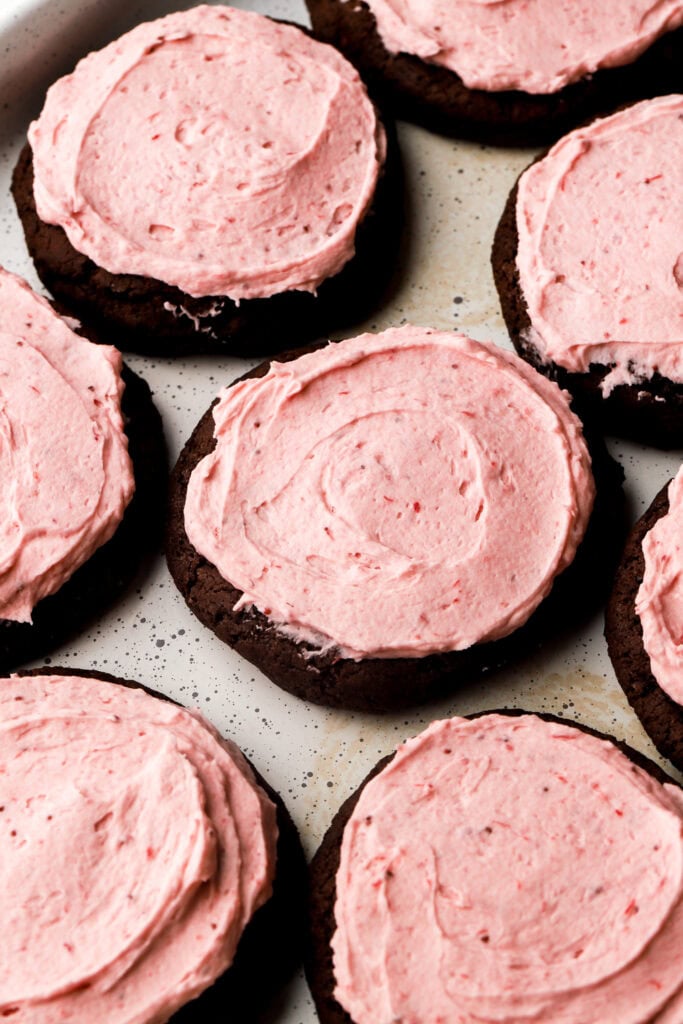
[492,175,683,448]
[10,667,307,1024]
[12,111,402,357]
[166,347,625,713]
[306,708,678,1024]
[605,483,683,772]
[306,0,683,146]
[0,364,166,671]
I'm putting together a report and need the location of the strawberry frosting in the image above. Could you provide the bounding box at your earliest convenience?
[637,468,683,705]
[0,673,277,1023]
[28,5,384,301]
[362,0,683,94]
[516,95,683,395]
[333,713,683,1023]
[0,268,133,623]
[184,326,594,660]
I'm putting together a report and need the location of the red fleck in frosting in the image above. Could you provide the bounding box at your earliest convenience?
[0,267,133,623]
[516,95,683,395]
[28,5,385,301]
[637,468,683,705]
[184,326,594,660]
[333,713,683,1022]
[361,0,683,94]
[0,673,277,1023]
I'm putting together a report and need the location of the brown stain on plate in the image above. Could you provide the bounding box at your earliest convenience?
[305,710,418,847]
[534,668,683,782]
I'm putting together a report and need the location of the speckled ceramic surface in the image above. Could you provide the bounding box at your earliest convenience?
[1,2,682,1020]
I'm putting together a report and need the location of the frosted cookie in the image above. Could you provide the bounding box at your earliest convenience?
[13,5,397,357]
[167,325,623,711]
[308,711,683,1024]
[606,468,683,771]
[0,668,305,1022]
[306,0,683,144]
[493,95,683,447]
[0,268,165,670]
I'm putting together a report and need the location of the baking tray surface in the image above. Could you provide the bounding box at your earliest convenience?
[1,3,681,1019]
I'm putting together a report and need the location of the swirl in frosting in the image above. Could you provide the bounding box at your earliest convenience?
[333,713,683,1023]
[0,267,133,623]
[184,326,594,660]
[361,0,683,94]
[28,5,385,301]
[0,672,277,1023]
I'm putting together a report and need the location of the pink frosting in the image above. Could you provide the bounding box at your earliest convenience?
[333,713,683,1023]
[28,5,384,301]
[362,0,683,94]
[0,672,277,1023]
[184,326,594,660]
[0,267,133,623]
[637,468,683,704]
[516,95,683,395]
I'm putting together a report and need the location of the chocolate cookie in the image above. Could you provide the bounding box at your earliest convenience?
[306,0,683,146]
[492,143,683,449]
[5,667,307,1024]
[0,363,166,671]
[166,343,625,713]
[306,709,680,1024]
[12,9,403,359]
[605,483,683,771]
[13,138,401,359]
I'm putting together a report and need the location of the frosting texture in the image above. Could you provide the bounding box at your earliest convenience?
[0,268,133,623]
[28,5,384,300]
[332,713,683,1023]
[637,468,683,704]
[516,95,683,394]
[0,673,277,1022]
[184,326,594,660]
[362,0,683,94]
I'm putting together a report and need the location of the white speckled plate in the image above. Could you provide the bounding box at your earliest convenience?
[1,3,682,1020]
